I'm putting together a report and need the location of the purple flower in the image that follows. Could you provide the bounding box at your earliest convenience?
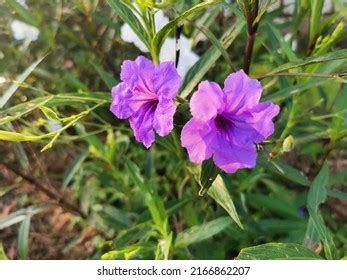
[181,70,280,173]
[110,56,181,148]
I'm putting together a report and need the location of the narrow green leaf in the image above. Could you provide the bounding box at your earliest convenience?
[0,56,45,109]
[0,243,8,260]
[6,0,38,26]
[125,159,145,189]
[327,189,347,201]
[263,78,328,102]
[248,193,300,219]
[125,160,167,236]
[236,243,322,260]
[180,20,245,98]
[207,175,243,229]
[153,0,223,51]
[307,207,336,260]
[258,155,310,186]
[307,163,329,211]
[309,0,324,44]
[199,159,219,195]
[90,61,118,89]
[175,216,231,248]
[196,25,233,69]
[0,206,46,230]
[106,0,149,49]
[18,215,31,260]
[267,49,347,75]
[63,151,89,187]
[0,130,42,142]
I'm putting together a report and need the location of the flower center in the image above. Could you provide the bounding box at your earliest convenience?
[215,114,232,132]
[144,98,159,112]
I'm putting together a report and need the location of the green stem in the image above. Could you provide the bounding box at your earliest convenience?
[150,47,160,64]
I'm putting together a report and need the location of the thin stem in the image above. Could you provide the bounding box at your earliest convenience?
[150,47,160,64]
[243,1,259,74]
[243,33,256,74]
[257,72,347,80]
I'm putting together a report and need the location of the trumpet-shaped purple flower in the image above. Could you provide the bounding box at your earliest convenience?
[110,56,181,148]
[181,70,280,173]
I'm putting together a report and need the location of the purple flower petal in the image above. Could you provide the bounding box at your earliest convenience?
[153,61,182,100]
[181,118,216,163]
[153,99,176,136]
[190,81,225,122]
[230,102,280,145]
[120,56,155,95]
[110,82,134,119]
[129,101,157,148]
[212,138,257,173]
[247,102,280,141]
[223,70,262,114]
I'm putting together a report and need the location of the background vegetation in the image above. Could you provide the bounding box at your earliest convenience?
[0,0,347,260]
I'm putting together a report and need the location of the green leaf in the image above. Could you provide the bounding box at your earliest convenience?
[180,20,245,98]
[0,243,8,260]
[312,22,344,56]
[18,215,31,260]
[304,164,329,256]
[0,206,46,230]
[6,0,38,26]
[63,151,89,187]
[267,49,347,75]
[125,159,145,189]
[0,130,42,142]
[263,78,328,102]
[248,193,300,219]
[90,61,118,89]
[258,155,310,186]
[309,0,324,44]
[307,207,336,260]
[125,160,168,237]
[175,216,231,248]
[153,0,223,52]
[106,0,149,49]
[196,25,233,69]
[307,163,329,211]
[207,175,243,229]
[236,243,322,260]
[0,56,45,109]
[327,189,347,201]
[199,159,219,195]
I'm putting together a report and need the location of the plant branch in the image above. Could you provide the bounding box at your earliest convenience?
[257,72,347,80]
[1,161,87,219]
[243,1,259,74]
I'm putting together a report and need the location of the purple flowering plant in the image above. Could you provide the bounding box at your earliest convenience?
[181,70,279,173]
[110,1,281,176]
[110,56,181,148]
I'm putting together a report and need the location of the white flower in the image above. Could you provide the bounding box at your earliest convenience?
[11,20,40,41]
[120,9,199,77]
[16,0,28,8]
[120,23,148,52]
[120,10,169,52]
[160,36,199,77]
